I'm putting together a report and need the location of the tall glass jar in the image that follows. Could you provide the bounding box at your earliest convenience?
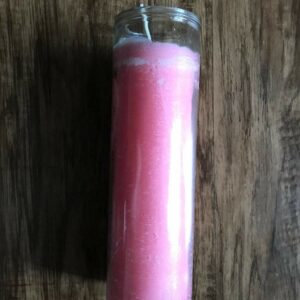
[108,6,201,300]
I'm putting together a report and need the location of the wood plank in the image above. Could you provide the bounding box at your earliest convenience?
[0,0,299,299]
[195,0,300,299]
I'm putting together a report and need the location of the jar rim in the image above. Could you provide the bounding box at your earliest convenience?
[115,6,201,30]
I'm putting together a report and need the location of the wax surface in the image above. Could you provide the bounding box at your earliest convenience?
[108,38,200,300]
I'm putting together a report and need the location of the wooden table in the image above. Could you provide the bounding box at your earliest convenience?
[0,0,299,299]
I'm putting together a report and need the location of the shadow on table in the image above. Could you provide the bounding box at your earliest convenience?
[26,33,112,281]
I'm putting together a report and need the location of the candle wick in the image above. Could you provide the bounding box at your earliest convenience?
[139,3,152,41]
[143,14,152,41]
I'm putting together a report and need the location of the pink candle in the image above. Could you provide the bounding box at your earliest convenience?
[108,6,200,300]
[107,6,200,300]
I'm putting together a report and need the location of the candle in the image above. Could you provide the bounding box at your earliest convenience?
[108,6,200,300]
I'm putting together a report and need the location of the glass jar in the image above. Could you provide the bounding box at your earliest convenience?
[108,5,201,300]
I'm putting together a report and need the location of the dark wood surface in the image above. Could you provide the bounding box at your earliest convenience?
[0,0,299,299]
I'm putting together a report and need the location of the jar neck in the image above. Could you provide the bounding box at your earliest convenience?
[115,6,200,32]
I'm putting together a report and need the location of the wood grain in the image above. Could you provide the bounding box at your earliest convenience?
[0,0,299,299]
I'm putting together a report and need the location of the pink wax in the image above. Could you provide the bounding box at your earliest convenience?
[108,38,200,300]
